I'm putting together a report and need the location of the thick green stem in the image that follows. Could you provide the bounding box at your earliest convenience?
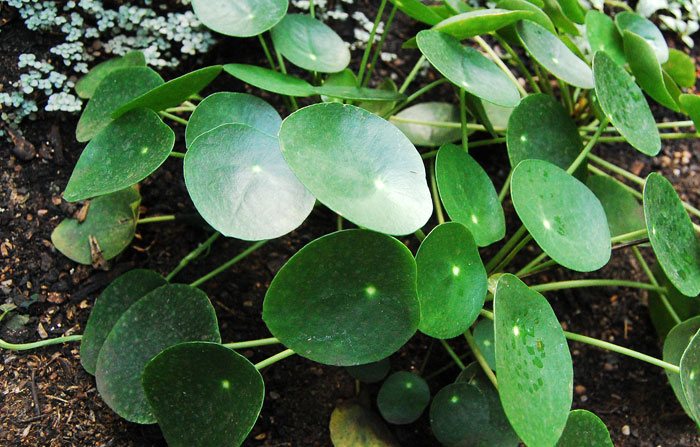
[189,240,267,288]
[531,279,666,293]
[498,171,512,203]
[492,235,533,273]
[632,247,681,324]
[258,34,277,70]
[485,225,528,272]
[386,79,448,118]
[399,55,426,94]
[309,0,315,17]
[414,228,426,242]
[169,151,186,159]
[357,0,388,85]
[516,252,548,276]
[464,330,498,388]
[558,80,574,115]
[387,116,504,133]
[224,337,280,349]
[274,48,299,111]
[254,348,295,370]
[580,120,695,132]
[166,232,221,282]
[0,334,82,351]
[439,339,466,370]
[567,118,608,175]
[159,111,189,126]
[363,4,398,87]
[137,214,176,225]
[473,36,527,97]
[611,228,648,243]
[591,133,699,143]
[165,106,195,113]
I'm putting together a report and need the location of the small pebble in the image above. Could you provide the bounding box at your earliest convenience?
[621,425,631,436]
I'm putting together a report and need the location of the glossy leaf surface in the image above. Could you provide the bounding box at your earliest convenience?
[556,410,613,447]
[623,32,680,111]
[585,11,625,66]
[377,372,430,424]
[224,64,316,97]
[434,9,535,39]
[191,0,288,37]
[615,11,668,63]
[75,51,146,99]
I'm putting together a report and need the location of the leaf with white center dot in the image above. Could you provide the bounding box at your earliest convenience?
[433,9,536,39]
[623,31,680,111]
[517,20,594,89]
[615,11,668,63]
[80,269,166,375]
[511,159,611,272]
[51,187,141,265]
[191,0,288,37]
[389,0,444,25]
[64,109,174,202]
[435,144,505,246]
[76,67,164,142]
[473,318,497,370]
[494,274,573,446]
[430,382,489,446]
[112,66,222,118]
[644,173,700,297]
[664,49,697,89]
[223,63,316,97]
[142,342,264,447]
[663,316,700,422]
[76,51,146,99]
[184,123,314,241]
[95,284,220,423]
[346,358,391,383]
[586,175,644,237]
[377,372,430,424]
[556,410,613,447]
[593,51,661,156]
[263,230,420,366]
[417,29,521,108]
[681,329,700,423]
[185,92,281,148]
[506,94,585,179]
[390,102,462,147]
[271,14,350,73]
[680,94,700,129]
[416,222,487,339]
[279,103,432,235]
[585,11,625,66]
[330,402,398,447]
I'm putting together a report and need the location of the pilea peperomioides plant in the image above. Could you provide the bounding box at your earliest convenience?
[4,0,700,445]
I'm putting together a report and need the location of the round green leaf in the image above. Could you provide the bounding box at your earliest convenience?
[585,11,625,66]
[184,123,315,241]
[76,67,164,142]
[112,66,222,118]
[517,20,594,89]
[416,29,521,108]
[434,9,535,39]
[416,222,487,339]
[663,316,700,421]
[623,31,680,111]
[51,187,141,265]
[506,94,584,177]
[80,269,166,375]
[680,94,700,129]
[473,318,497,370]
[271,14,350,73]
[64,109,175,202]
[511,159,611,272]
[644,173,700,297]
[185,92,282,148]
[586,175,644,237]
[191,0,288,37]
[681,329,700,423]
[330,402,398,447]
[95,284,221,423]
[593,51,661,156]
[664,49,697,89]
[263,230,420,366]
[346,358,391,383]
[435,144,506,246]
[390,102,462,147]
[430,382,489,446]
[556,410,613,447]
[279,103,432,235]
[494,274,573,447]
[75,51,146,99]
[224,63,316,97]
[142,342,264,447]
[615,11,668,63]
[389,0,444,25]
[377,372,430,424]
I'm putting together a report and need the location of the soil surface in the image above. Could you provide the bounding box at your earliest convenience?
[1,1,700,446]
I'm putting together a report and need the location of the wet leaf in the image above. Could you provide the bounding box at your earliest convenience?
[585,11,625,66]
[663,49,697,88]
[556,410,613,447]
[434,9,535,39]
[51,187,141,265]
[390,102,462,147]
[223,63,316,97]
[377,372,430,424]
[279,103,432,235]
[142,342,264,447]
[430,382,489,446]
[615,11,668,63]
[95,284,220,423]
[263,230,420,366]
[191,0,288,37]
[80,269,166,375]
[435,144,505,246]
[511,159,611,272]
[346,358,391,383]
[586,175,645,237]
[184,123,315,241]
[494,274,573,446]
[330,402,398,446]
[663,316,700,421]
[75,51,146,99]
[644,173,700,297]
[65,109,175,202]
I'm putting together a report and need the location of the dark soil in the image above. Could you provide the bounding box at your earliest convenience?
[1,1,699,446]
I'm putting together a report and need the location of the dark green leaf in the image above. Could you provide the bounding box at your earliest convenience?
[346,358,391,383]
[95,284,220,423]
[664,49,697,88]
[75,51,146,99]
[389,0,444,25]
[377,372,430,424]
[680,94,700,129]
[142,342,264,447]
[586,175,645,237]
[430,382,489,446]
[263,230,420,366]
[223,63,316,97]
[390,102,462,147]
[191,0,288,37]
[556,410,613,447]
[585,11,625,66]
